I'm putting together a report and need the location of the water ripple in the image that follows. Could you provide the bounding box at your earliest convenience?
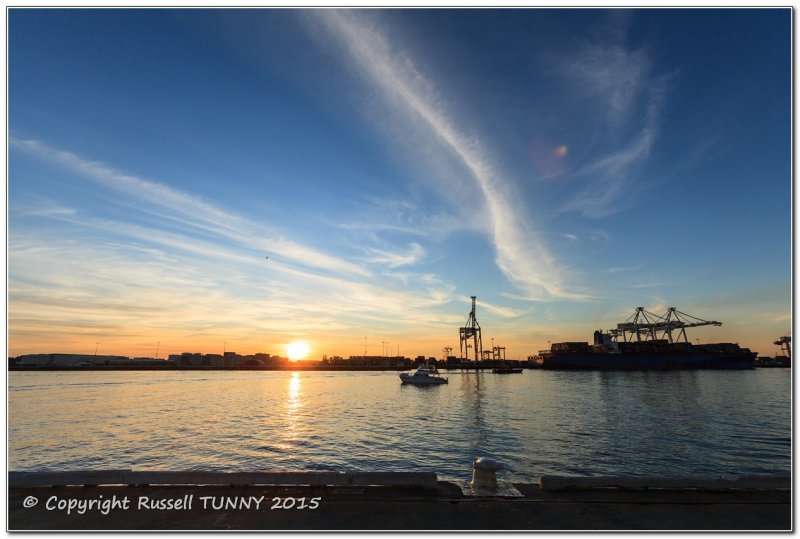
[9,370,791,481]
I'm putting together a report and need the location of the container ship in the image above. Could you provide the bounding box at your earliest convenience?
[531,307,757,370]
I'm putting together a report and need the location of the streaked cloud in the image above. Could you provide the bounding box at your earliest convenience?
[564,81,666,218]
[338,197,479,241]
[313,10,586,301]
[606,264,643,273]
[552,24,671,218]
[8,222,461,356]
[474,299,528,319]
[562,42,651,128]
[13,198,77,217]
[10,137,372,279]
[562,233,578,242]
[630,282,670,289]
[364,242,426,268]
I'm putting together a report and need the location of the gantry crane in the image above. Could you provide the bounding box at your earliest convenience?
[661,307,722,343]
[611,307,722,343]
[442,346,453,362]
[774,336,791,359]
[459,296,483,362]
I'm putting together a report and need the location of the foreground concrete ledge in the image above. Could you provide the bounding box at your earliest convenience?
[9,470,438,489]
[10,470,789,492]
[539,474,791,491]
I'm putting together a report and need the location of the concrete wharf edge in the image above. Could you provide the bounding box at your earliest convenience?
[8,470,438,488]
[7,471,792,531]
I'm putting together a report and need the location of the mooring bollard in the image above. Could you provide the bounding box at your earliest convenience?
[471,457,504,489]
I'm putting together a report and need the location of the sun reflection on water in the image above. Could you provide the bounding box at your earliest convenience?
[288,372,302,413]
[279,373,303,450]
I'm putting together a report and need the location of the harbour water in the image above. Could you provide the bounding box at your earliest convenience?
[8,369,790,482]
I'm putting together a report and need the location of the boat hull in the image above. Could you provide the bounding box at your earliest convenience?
[399,374,447,385]
[534,352,755,370]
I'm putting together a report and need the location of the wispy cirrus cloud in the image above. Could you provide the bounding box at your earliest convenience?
[312,10,586,301]
[607,264,643,273]
[563,79,667,218]
[13,197,77,217]
[364,242,426,268]
[562,42,651,129]
[10,137,372,278]
[8,216,460,356]
[474,298,528,319]
[630,275,694,289]
[338,197,480,241]
[552,25,672,218]
[630,281,671,289]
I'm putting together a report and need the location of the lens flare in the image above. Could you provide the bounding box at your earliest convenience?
[529,138,569,179]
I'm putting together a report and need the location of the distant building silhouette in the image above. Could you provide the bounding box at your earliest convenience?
[168,352,285,368]
[16,353,160,367]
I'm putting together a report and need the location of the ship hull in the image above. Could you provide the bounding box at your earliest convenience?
[535,352,755,370]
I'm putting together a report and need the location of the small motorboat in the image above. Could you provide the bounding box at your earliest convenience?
[492,363,523,374]
[399,364,448,385]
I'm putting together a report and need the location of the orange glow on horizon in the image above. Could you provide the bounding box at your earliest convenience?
[7,325,786,363]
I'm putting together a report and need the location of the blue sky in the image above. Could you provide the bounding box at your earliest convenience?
[8,8,791,359]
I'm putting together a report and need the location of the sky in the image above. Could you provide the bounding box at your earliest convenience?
[7,8,791,360]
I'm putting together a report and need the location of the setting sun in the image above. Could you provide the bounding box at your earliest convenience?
[286,341,310,361]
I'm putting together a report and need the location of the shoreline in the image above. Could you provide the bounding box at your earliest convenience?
[8,364,528,372]
[9,364,790,372]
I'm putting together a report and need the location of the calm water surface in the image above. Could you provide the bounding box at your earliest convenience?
[8,369,791,481]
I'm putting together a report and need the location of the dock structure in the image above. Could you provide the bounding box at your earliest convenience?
[7,470,790,531]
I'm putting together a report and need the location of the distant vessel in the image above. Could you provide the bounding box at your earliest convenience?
[400,364,448,385]
[492,363,523,374]
[532,307,757,370]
